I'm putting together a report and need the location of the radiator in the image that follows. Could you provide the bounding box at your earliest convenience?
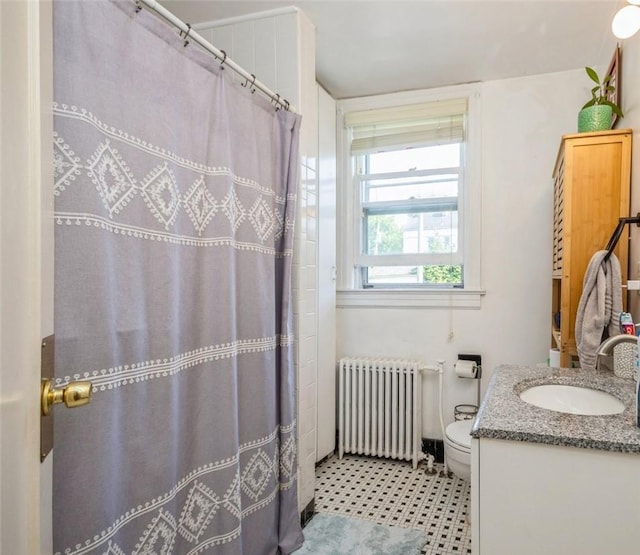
[338,357,424,469]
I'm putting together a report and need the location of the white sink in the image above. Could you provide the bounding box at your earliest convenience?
[519,384,625,415]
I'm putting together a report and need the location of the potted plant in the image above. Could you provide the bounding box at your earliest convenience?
[578,66,623,132]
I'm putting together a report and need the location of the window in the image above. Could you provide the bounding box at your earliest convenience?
[358,142,462,287]
[337,86,482,306]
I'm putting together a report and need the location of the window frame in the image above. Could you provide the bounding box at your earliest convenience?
[336,84,484,308]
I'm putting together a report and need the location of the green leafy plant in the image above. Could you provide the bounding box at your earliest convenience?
[423,264,462,284]
[582,66,623,118]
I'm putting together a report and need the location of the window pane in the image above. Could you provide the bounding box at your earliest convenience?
[366,214,404,255]
[365,265,463,286]
[367,144,460,174]
[366,266,423,285]
[365,210,458,255]
[423,211,458,253]
[363,174,458,203]
[422,264,463,285]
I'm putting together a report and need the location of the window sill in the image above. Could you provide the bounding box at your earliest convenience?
[336,288,485,309]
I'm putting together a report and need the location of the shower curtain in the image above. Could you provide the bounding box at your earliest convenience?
[52,1,303,553]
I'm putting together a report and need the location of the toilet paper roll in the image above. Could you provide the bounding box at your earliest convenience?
[455,359,478,378]
[549,348,561,368]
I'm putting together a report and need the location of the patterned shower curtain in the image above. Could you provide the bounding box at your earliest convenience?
[52,1,303,553]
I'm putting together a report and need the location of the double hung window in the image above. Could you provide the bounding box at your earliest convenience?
[346,99,467,288]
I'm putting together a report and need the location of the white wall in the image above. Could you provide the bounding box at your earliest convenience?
[618,36,640,318]
[196,9,319,511]
[336,68,589,438]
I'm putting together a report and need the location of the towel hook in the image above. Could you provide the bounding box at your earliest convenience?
[603,212,640,263]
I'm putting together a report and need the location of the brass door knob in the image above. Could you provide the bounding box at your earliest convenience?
[41,378,92,416]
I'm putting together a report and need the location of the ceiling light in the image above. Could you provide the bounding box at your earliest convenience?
[612,4,640,38]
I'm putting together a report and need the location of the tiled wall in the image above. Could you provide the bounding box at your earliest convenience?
[295,14,319,510]
[197,9,301,107]
[196,8,319,512]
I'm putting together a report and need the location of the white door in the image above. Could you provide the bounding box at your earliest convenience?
[0,1,53,553]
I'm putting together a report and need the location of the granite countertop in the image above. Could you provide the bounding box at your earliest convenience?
[471,364,640,454]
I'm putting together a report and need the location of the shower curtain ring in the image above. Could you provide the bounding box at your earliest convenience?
[241,74,256,94]
[134,1,142,13]
[272,93,281,110]
[181,23,192,47]
[218,50,227,69]
[284,99,290,111]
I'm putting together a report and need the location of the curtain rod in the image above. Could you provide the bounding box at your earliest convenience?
[136,0,293,112]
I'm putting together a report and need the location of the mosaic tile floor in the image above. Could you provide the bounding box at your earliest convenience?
[313,454,472,555]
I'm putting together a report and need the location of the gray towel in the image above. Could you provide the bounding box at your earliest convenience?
[575,250,622,370]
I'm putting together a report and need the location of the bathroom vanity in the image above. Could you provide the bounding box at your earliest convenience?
[471,365,640,555]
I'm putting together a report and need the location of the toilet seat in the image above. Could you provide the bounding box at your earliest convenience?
[445,420,473,451]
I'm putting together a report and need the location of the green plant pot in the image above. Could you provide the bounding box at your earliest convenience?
[578,105,613,132]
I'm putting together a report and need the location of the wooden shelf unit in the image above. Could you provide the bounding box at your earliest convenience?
[551,129,632,368]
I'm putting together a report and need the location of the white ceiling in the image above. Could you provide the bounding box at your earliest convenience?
[161,1,622,99]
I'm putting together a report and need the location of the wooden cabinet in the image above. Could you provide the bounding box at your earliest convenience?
[552,129,632,367]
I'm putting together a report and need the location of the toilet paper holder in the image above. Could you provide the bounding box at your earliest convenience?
[456,353,483,412]
[456,354,482,378]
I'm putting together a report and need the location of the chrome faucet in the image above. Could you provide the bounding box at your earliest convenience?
[595,334,639,371]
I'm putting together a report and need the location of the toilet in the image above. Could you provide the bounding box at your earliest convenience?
[444,419,473,480]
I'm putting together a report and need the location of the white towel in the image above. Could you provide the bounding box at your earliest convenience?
[575,250,622,370]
